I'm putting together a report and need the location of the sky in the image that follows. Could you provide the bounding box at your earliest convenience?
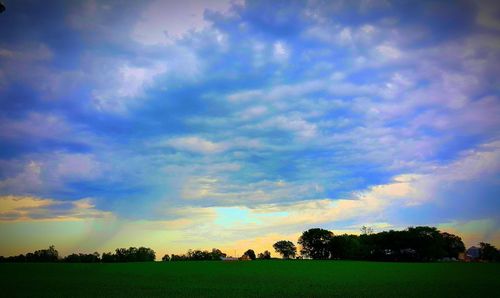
[0,0,499,258]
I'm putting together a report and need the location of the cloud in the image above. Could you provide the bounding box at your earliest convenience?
[156,140,500,242]
[438,218,500,247]
[0,113,74,142]
[54,153,101,180]
[161,136,228,154]
[0,195,112,222]
[273,41,289,62]
[375,44,402,60]
[0,153,102,196]
[475,0,500,31]
[259,115,318,139]
[92,63,167,113]
[0,0,499,254]
[131,0,234,45]
[0,161,44,195]
[0,43,53,61]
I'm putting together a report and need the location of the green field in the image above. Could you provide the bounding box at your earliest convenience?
[1,261,499,297]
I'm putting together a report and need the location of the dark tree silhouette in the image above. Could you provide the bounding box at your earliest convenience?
[26,245,59,262]
[360,226,373,235]
[162,254,170,261]
[243,249,256,260]
[101,252,116,262]
[64,252,100,263]
[170,254,188,261]
[330,234,362,259]
[441,232,465,259]
[0,2,5,13]
[137,247,156,261]
[298,228,334,259]
[188,249,212,260]
[257,250,271,259]
[210,248,227,260]
[294,226,467,262]
[102,247,155,262]
[168,248,228,261]
[273,240,297,259]
[406,226,446,261]
[479,242,499,261]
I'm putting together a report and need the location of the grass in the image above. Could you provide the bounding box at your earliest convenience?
[1,260,499,297]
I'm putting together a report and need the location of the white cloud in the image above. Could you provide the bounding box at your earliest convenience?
[376,44,402,60]
[181,176,219,200]
[92,62,167,113]
[163,136,228,154]
[258,115,318,139]
[131,0,233,45]
[273,41,290,62]
[303,23,378,46]
[226,77,378,103]
[238,105,268,120]
[339,27,353,44]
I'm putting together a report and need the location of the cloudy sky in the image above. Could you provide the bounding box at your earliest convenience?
[0,0,499,257]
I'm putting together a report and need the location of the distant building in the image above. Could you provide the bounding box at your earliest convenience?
[466,246,481,260]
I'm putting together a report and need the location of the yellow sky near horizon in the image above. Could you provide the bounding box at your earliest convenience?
[0,216,498,259]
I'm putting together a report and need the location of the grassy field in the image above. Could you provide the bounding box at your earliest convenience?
[1,261,499,297]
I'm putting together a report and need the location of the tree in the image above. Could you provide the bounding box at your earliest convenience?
[479,242,499,262]
[26,245,59,262]
[273,240,297,259]
[63,252,100,263]
[166,248,227,261]
[360,226,373,235]
[137,247,156,261]
[114,248,130,262]
[441,232,465,259]
[210,248,227,260]
[329,234,362,259]
[258,250,271,259]
[187,249,211,260]
[298,228,334,259]
[406,226,446,261]
[162,254,170,261]
[88,252,100,262]
[243,249,256,260]
[102,247,156,262]
[170,254,188,261]
[101,252,116,262]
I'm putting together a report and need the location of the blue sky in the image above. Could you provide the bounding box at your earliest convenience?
[0,0,499,256]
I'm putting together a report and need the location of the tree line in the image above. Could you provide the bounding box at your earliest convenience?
[295,226,467,261]
[0,226,498,263]
[163,248,272,261]
[0,246,155,263]
[272,226,498,262]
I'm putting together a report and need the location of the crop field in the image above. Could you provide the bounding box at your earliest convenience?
[1,261,498,297]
